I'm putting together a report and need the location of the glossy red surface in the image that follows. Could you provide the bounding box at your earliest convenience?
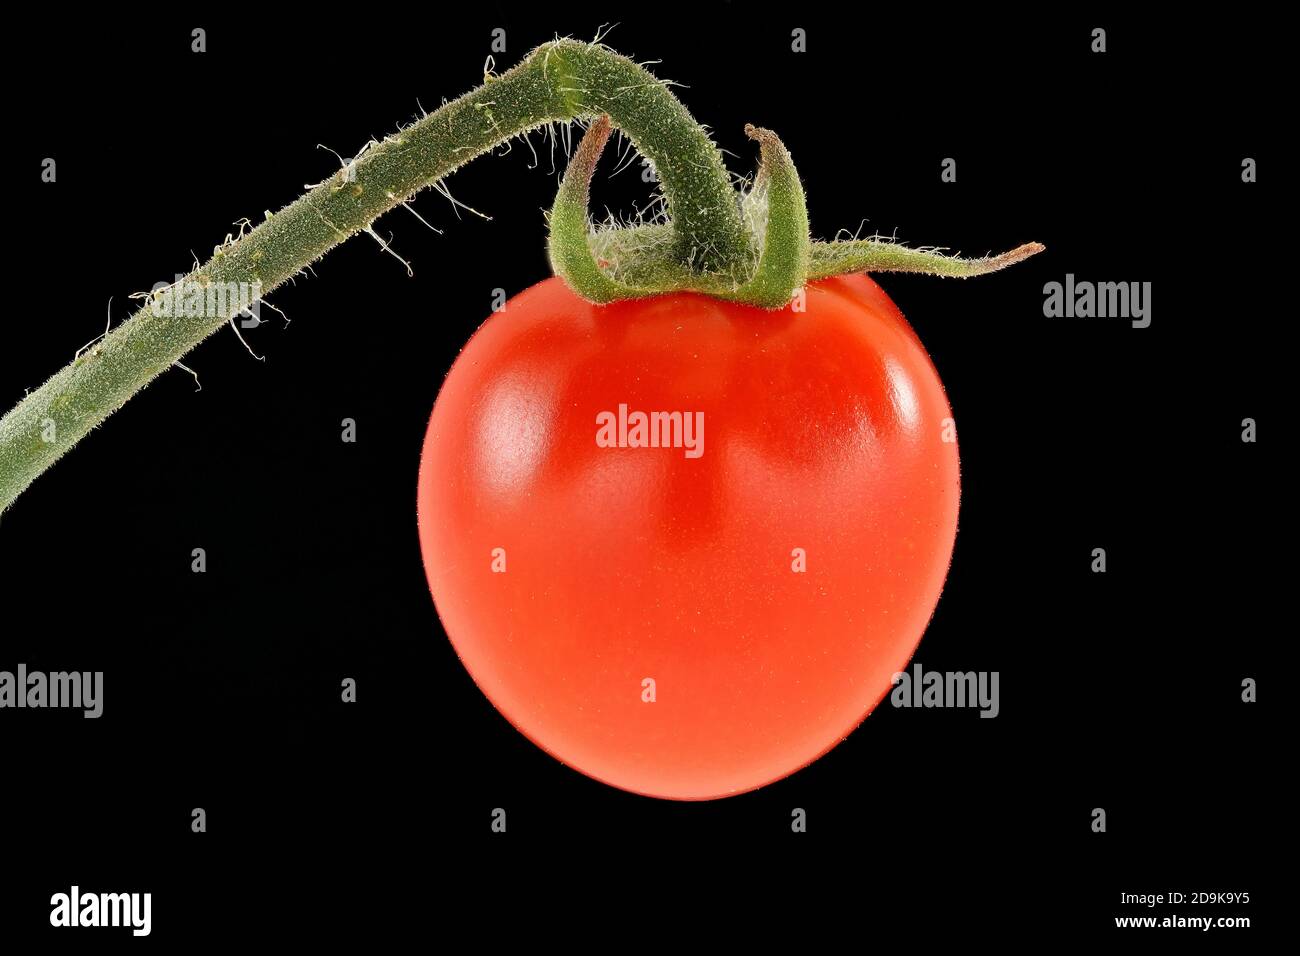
[418,274,960,799]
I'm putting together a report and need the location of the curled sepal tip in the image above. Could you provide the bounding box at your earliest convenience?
[546,116,646,304]
[724,124,810,308]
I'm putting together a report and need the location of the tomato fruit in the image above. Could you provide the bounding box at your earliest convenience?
[417,273,960,800]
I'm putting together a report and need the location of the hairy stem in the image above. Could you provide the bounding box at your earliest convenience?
[0,39,746,515]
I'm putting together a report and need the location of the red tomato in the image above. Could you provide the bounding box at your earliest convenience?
[417,274,959,800]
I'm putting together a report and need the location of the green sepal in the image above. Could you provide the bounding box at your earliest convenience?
[809,238,1046,280]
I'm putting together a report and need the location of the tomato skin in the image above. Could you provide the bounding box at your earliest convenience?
[417,274,959,800]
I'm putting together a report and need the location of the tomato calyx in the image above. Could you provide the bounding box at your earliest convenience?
[547,112,1045,310]
[548,116,809,308]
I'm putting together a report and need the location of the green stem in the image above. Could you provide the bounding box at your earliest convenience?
[0,39,746,515]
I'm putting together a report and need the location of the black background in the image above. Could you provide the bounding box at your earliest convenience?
[1,7,1280,943]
